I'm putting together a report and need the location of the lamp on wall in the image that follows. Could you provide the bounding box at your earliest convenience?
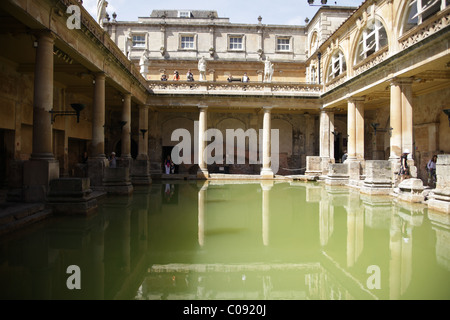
[50,103,85,124]
[443,109,450,126]
[371,123,380,136]
[140,129,148,139]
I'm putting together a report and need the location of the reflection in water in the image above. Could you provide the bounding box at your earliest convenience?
[0,182,449,300]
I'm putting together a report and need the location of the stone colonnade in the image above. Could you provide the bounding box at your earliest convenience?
[195,105,275,179]
[318,77,415,182]
[23,31,151,201]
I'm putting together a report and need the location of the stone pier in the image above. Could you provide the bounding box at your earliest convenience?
[103,167,133,195]
[360,160,392,195]
[325,163,349,186]
[46,178,98,215]
[428,154,450,214]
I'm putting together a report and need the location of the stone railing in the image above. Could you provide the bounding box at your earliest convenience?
[399,6,450,51]
[148,81,323,97]
[353,46,390,77]
[323,72,347,92]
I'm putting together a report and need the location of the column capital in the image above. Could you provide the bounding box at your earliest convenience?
[262,106,273,112]
[320,107,335,114]
[34,30,56,41]
[198,104,208,110]
[389,77,414,86]
[346,96,366,103]
[94,72,106,81]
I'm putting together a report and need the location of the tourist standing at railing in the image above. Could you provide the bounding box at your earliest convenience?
[427,154,437,187]
[242,72,249,82]
[186,69,194,81]
[161,73,167,81]
[172,70,180,81]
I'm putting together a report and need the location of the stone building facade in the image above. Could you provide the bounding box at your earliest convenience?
[0,0,449,211]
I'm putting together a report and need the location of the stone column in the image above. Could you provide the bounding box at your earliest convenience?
[137,105,149,160]
[31,32,55,160]
[198,182,208,247]
[261,106,274,178]
[347,99,357,162]
[319,109,334,175]
[197,105,209,179]
[23,31,59,202]
[401,79,414,160]
[121,93,132,160]
[355,98,365,161]
[149,109,161,176]
[390,79,403,161]
[261,181,273,246]
[88,72,108,188]
[91,73,106,158]
[132,105,151,185]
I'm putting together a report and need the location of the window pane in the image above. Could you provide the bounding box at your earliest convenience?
[181,36,194,49]
[229,37,243,50]
[421,0,441,21]
[132,35,145,47]
[277,38,290,51]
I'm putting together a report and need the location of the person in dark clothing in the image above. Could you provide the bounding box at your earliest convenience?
[399,149,410,181]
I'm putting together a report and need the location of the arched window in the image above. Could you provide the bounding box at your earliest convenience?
[403,0,449,33]
[310,32,319,55]
[310,66,317,84]
[327,50,346,82]
[355,19,388,64]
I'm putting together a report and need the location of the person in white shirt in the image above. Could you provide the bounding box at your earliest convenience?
[242,72,249,82]
[427,154,437,186]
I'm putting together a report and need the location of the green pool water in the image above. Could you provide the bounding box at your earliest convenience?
[0,181,449,300]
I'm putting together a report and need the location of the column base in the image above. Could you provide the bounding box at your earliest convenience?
[131,159,152,185]
[103,167,133,195]
[88,157,108,188]
[23,159,59,202]
[260,168,274,179]
[197,168,209,179]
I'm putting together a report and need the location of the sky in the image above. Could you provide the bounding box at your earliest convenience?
[83,0,365,25]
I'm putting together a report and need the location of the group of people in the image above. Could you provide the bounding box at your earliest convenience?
[160,70,192,81]
[227,72,250,82]
[160,71,251,82]
[398,149,437,187]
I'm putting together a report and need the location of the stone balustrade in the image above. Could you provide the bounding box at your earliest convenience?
[148,81,323,97]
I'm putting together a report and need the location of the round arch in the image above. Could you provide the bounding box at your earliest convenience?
[161,117,195,146]
[308,30,320,56]
[323,47,348,84]
[394,0,413,40]
[350,15,390,66]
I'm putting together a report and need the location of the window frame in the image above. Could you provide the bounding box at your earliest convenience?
[227,34,245,51]
[403,0,448,34]
[355,19,388,64]
[326,50,347,83]
[178,11,192,18]
[276,36,292,52]
[132,34,146,48]
[179,34,196,51]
